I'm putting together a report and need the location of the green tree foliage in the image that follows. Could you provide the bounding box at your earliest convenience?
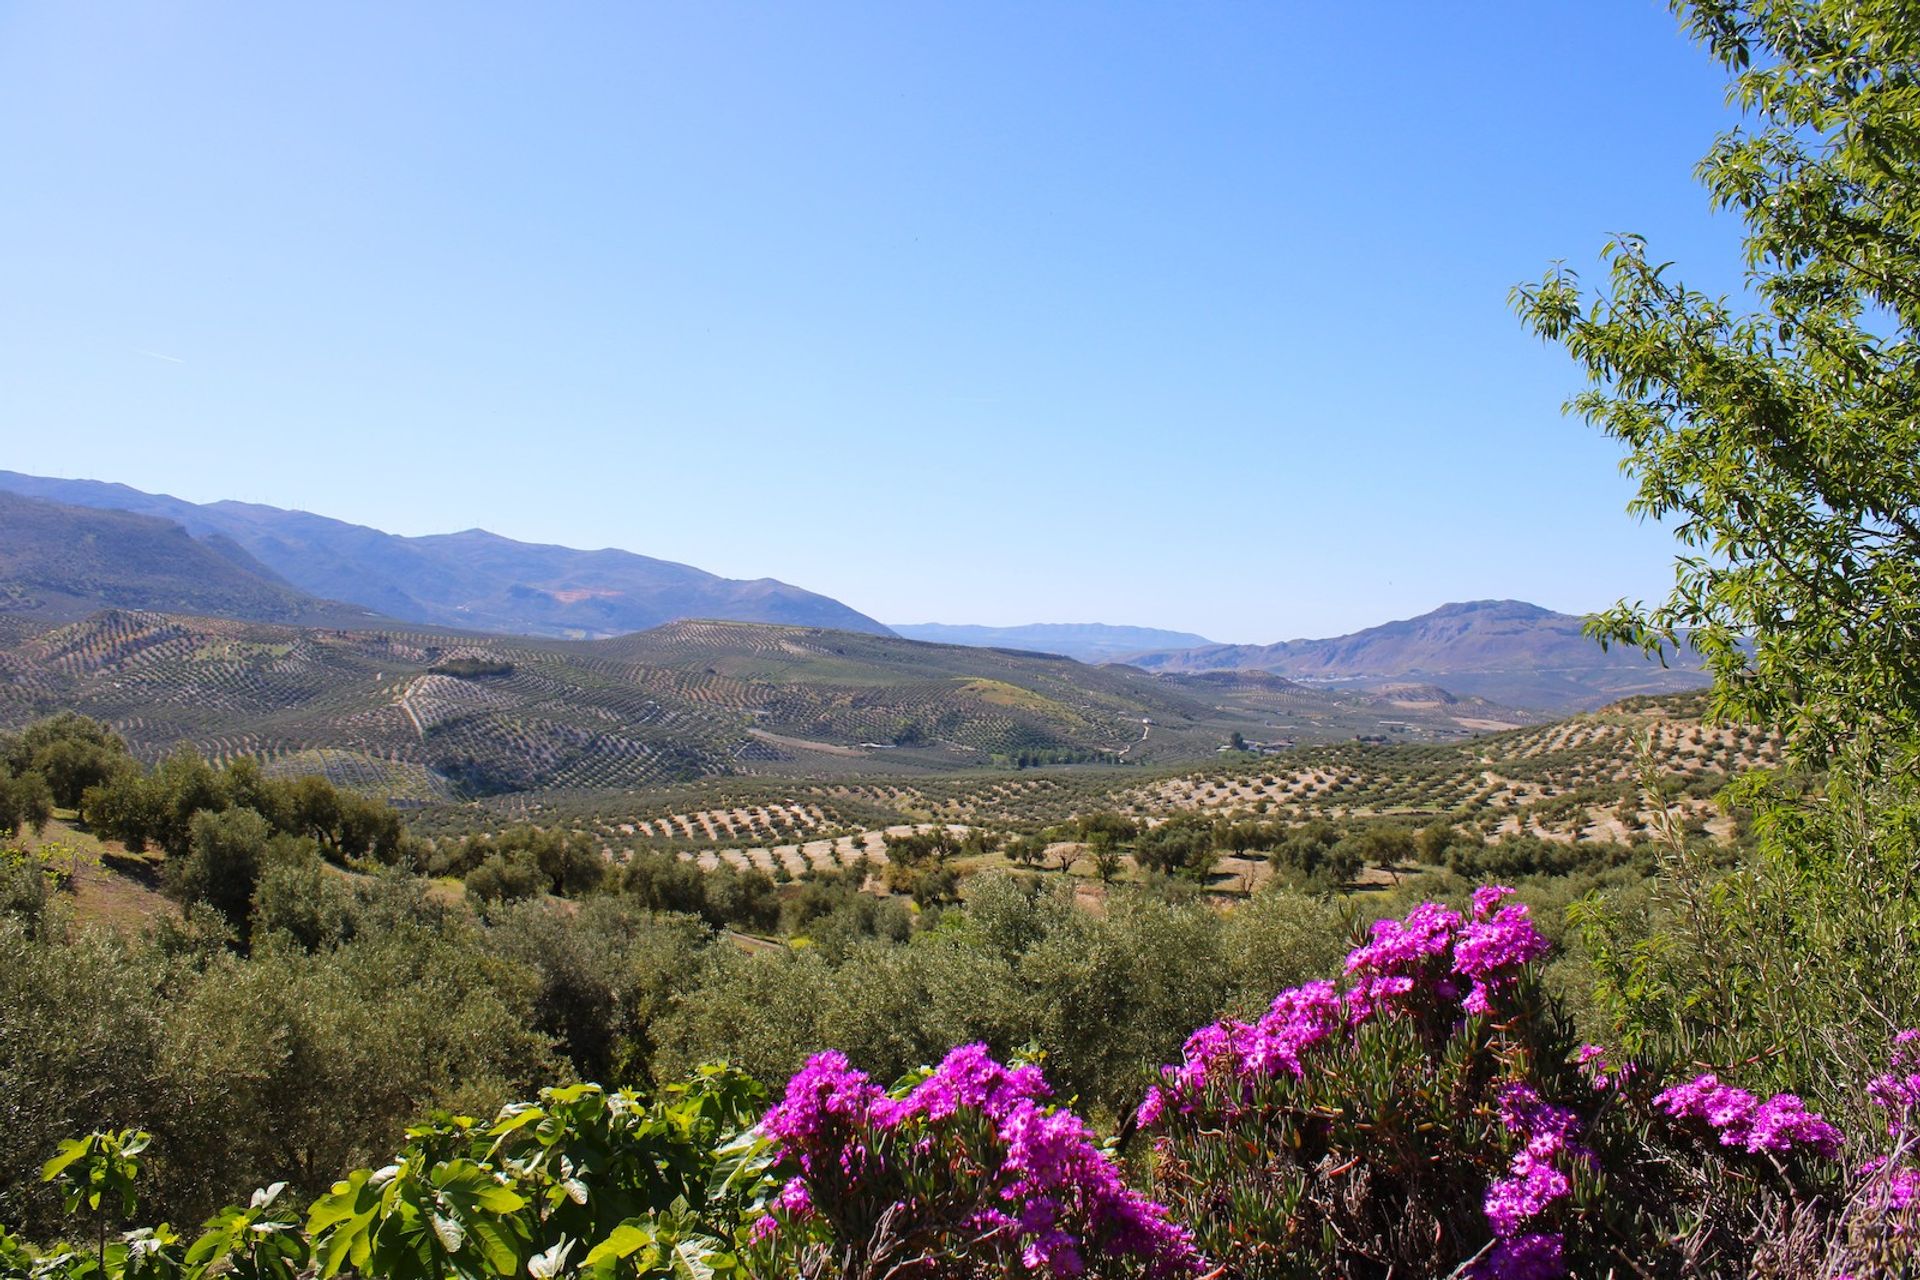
[0,768,53,840]
[1513,0,1920,762]
[0,923,169,1239]
[1,714,132,809]
[81,751,405,865]
[249,841,357,952]
[1131,815,1215,879]
[8,1073,773,1280]
[620,852,779,934]
[449,827,606,903]
[879,827,967,904]
[486,899,709,1084]
[0,881,563,1237]
[1516,0,1920,1126]
[651,871,1348,1120]
[0,847,52,936]
[166,808,274,941]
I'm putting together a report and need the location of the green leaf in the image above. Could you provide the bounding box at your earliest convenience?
[582,1222,657,1276]
[41,1139,89,1184]
[429,1212,465,1255]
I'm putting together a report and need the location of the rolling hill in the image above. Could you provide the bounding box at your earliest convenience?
[890,622,1217,663]
[0,491,383,627]
[0,610,1533,803]
[1119,599,1713,710]
[0,471,891,640]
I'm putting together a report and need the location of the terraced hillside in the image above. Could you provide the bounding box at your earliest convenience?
[0,611,1517,802]
[1118,695,1777,844]
[450,695,1770,903]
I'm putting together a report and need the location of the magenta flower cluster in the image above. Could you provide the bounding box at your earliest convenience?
[1865,1029,1920,1212]
[1468,1083,1587,1280]
[1344,885,1549,1020]
[1141,887,1552,1126]
[1138,891,1572,1276]
[1134,979,1341,1127]
[1652,1073,1844,1160]
[1869,1029,1920,1137]
[757,1044,1200,1276]
[1574,1043,1636,1093]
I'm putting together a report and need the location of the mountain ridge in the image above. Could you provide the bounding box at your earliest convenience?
[1118,599,1712,711]
[0,471,891,640]
[0,491,385,628]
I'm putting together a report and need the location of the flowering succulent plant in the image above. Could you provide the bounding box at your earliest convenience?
[748,1044,1198,1278]
[1135,889,1591,1278]
[1131,890,1887,1278]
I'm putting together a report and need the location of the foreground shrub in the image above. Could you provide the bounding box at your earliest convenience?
[5,1073,773,1280]
[1135,888,1895,1278]
[746,1044,1197,1279]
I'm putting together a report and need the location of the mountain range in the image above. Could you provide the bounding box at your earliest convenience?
[890,622,1216,663]
[1116,599,1710,710]
[0,471,889,639]
[0,472,1712,717]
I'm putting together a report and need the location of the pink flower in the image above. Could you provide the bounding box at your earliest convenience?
[1656,1072,1842,1161]
[885,1042,1052,1126]
[1484,1154,1570,1237]
[1744,1094,1843,1160]
[1575,1044,1635,1092]
[1868,1029,1920,1137]
[1453,894,1549,1014]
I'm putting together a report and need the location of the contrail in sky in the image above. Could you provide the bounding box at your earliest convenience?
[133,348,186,364]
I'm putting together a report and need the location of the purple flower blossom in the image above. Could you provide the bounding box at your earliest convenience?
[1745,1094,1843,1160]
[1893,1167,1920,1212]
[776,1179,812,1214]
[1467,1232,1565,1279]
[1484,1155,1571,1237]
[1655,1072,1843,1160]
[884,1042,1052,1126]
[1575,1043,1636,1092]
[761,1050,885,1148]
[1482,1080,1580,1257]
[1868,1029,1920,1137]
[1345,902,1462,978]
[760,1045,1200,1277]
[1497,1083,1581,1150]
[1453,891,1549,1014]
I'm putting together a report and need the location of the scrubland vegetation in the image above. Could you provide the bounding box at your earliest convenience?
[6,1,1920,1275]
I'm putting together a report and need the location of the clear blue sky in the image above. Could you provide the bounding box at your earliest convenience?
[0,2,1751,642]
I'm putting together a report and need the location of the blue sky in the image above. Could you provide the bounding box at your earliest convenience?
[0,2,1750,641]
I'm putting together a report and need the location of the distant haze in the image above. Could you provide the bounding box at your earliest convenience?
[891,622,1215,664]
